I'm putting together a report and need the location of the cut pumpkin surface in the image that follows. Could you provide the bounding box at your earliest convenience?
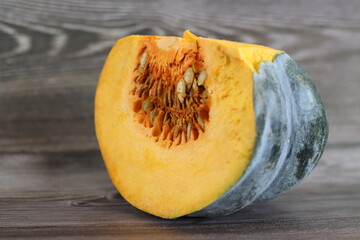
[95,31,328,218]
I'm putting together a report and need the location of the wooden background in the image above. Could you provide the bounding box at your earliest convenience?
[0,0,359,239]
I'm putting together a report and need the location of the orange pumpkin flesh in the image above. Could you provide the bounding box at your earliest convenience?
[95,31,281,218]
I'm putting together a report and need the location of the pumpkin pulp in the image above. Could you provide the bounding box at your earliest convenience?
[95,31,281,218]
[132,36,209,148]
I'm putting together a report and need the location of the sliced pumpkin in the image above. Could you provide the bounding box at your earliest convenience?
[95,31,327,218]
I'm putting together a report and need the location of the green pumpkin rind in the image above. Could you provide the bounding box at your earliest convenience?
[188,53,329,217]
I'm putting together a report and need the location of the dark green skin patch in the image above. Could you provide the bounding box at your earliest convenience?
[188,53,328,217]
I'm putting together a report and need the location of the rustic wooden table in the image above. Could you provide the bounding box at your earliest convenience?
[1,0,359,239]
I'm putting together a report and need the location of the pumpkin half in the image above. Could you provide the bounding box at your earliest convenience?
[95,31,328,218]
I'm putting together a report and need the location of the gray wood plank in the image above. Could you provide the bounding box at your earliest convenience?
[0,147,359,238]
[1,0,359,153]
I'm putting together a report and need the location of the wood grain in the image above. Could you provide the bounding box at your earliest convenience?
[0,0,360,239]
[0,147,359,239]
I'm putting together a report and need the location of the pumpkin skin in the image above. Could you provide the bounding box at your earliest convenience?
[95,31,328,218]
[189,53,328,216]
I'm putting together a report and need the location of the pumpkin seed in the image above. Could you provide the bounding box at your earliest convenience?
[139,75,146,83]
[150,110,158,125]
[135,86,142,94]
[157,79,162,96]
[140,52,147,67]
[184,67,194,85]
[133,99,142,112]
[192,79,198,92]
[148,77,155,89]
[138,52,148,74]
[191,65,197,73]
[196,113,205,131]
[186,121,192,140]
[149,81,158,97]
[173,125,181,139]
[203,89,208,99]
[145,76,151,85]
[163,112,169,124]
[197,70,207,86]
[176,79,186,103]
[162,124,170,140]
[140,89,148,99]
[168,89,172,106]
[163,91,168,106]
[185,98,189,108]
[142,98,154,113]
